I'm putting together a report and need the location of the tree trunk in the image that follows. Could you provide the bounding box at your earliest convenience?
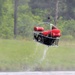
[55,0,59,26]
[14,0,18,38]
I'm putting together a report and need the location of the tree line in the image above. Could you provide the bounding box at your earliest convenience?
[0,0,75,39]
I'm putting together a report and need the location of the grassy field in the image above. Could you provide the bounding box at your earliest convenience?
[0,39,75,71]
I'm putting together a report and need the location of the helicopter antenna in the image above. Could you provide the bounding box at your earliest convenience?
[47,17,50,23]
[48,17,50,20]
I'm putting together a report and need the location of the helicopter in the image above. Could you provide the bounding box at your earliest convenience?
[33,21,61,46]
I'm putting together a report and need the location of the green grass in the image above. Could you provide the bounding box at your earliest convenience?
[0,39,75,71]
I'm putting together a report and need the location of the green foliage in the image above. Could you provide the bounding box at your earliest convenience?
[58,18,75,37]
[0,0,75,39]
[0,0,14,38]
[17,1,42,38]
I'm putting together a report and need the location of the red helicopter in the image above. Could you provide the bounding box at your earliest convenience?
[33,22,61,46]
